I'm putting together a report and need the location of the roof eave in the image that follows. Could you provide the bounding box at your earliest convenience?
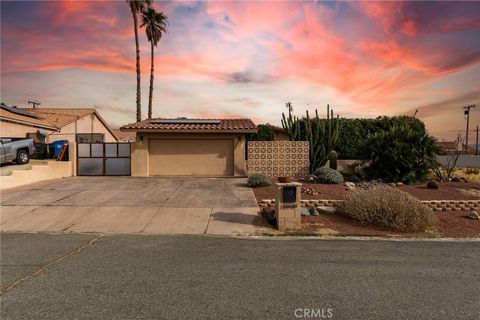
[120,128,257,134]
[0,116,59,131]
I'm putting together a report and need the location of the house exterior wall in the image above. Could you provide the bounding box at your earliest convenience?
[46,114,117,143]
[130,132,248,177]
[0,121,55,138]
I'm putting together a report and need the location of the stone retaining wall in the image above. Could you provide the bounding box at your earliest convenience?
[258,199,480,212]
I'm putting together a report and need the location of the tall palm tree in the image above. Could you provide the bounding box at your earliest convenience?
[141,7,168,119]
[126,0,151,122]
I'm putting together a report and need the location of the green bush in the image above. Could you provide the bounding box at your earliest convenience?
[313,167,344,184]
[336,186,437,232]
[363,125,439,183]
[248,173,270,187]
[326,116,426,160]
[246,124,275,141]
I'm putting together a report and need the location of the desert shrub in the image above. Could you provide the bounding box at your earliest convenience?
[362,124,439,183]
[336,185,437,232]
[314,167,344,184]
[426,180,439,189]
[248,173,270,187]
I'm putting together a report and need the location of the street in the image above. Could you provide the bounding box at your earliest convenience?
[1,233,479,320]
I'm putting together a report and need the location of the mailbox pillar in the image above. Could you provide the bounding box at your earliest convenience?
[275,182,302,231]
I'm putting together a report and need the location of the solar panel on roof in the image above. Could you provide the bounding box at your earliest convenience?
[150,119,221,125]
[0,104,40,119]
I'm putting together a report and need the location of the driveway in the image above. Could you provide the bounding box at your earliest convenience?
[0,177,259,235]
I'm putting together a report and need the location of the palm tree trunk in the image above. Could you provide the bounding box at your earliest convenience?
[148,41,154,119]
[133,13,141,122]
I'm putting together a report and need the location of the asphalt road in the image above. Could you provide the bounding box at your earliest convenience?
[1,233,479,320]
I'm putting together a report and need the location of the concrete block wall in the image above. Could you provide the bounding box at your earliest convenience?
[0,161,73,190]
[247,141,309,178]
[259,199,480,212]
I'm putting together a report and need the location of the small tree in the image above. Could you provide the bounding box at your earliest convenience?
[429,137,462,181]
[246,124,275,141]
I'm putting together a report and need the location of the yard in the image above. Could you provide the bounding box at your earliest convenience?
[253,179,480,238]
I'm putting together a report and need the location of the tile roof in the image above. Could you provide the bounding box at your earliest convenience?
[1,105,117,140]
[24,108,96,128]
[0,106,58,130]
[121,118,257,132]
[112,129,136,141]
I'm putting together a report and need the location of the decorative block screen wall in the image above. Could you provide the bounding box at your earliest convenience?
[247,141,309,178]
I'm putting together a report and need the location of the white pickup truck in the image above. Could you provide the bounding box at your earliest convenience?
[0,138,35,165]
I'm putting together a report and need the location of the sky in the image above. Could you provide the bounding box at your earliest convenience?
[1,1,479,141]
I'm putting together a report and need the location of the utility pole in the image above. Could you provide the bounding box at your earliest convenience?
[475,125,479,156]
[463,105,476,154]
[28,100,41,108]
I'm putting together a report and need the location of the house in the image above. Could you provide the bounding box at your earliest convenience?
[121,118,257,176]
[112,129,136,142]
[437,140,477,155]
[0,103,117,143]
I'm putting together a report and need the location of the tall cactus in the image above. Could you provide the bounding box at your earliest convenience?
[281,103,300,140]
[283,103,342,173]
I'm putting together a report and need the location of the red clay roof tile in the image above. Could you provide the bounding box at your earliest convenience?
[121,118,257,132]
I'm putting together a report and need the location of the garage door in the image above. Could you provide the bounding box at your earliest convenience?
[149,139,234,176]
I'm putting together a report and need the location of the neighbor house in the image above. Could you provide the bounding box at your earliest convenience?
[121,118,257,177]
[0,103,117,143]
[112,129,136,142]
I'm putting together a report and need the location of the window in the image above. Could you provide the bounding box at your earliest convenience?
[76,133,104,143]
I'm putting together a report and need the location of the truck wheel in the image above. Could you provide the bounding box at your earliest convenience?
[16,150,29,164]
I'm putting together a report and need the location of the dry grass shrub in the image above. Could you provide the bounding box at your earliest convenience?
[336,185,437,232]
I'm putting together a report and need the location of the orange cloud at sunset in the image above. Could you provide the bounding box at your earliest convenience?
[1,1,479,141]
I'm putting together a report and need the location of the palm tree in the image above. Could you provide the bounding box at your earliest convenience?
[141,7,167,119]
[126,0,151,122]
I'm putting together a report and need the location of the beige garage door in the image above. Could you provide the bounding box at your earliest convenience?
[149,139,234,176]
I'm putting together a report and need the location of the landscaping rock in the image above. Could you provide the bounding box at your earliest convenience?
[345,182,356,188]
[426,180,439,189]
[301,207,311,216]
[357,180,383,190]
[465,211,480,220]
[396,182,404,186]
[316,206,337,215]
[308,207,320,216]
[302,187,319,196]
[388,183,396,187]
[349,175,361,182]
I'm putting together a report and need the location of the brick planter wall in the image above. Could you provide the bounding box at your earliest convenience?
[258,199,480,212]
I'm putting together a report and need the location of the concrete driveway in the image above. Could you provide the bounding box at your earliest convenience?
[0,177,260,235]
